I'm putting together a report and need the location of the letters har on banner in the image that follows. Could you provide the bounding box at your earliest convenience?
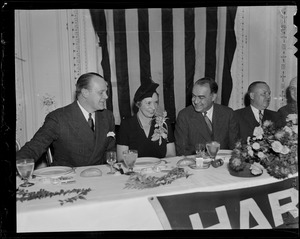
[149,177,298,229]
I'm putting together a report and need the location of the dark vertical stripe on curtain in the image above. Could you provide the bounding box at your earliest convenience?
[205,7,217,80]
[184,8,195,107]
[162,9,176,123]
[113,9,131,120]
[138,9,152,85]
[89,9,113,111]
[221,7,237,106]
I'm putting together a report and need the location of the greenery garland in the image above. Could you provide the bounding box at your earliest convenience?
[17,188,92,206]
[125,167,192,190]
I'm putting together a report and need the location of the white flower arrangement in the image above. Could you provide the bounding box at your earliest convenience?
[229,114,298,179]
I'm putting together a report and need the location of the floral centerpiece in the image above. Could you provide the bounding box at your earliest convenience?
[151,110,169,145]
[229,114,298,179]
[125,167,191,189]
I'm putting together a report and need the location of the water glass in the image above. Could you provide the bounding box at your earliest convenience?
[206,141,220,160]
[106,151,117,174]
[123,150,138,175]
[16,158,35,187]
[195,143,205,157]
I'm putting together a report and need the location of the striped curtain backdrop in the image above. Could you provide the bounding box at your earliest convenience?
[90,7,237,125]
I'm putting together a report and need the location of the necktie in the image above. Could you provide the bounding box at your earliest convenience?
[203,112,213,134]
[88,113,94,132]
[259,110,263,126]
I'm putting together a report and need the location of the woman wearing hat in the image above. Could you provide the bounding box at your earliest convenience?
[116,82,176,161]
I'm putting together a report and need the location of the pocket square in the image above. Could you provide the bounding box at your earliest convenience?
[107,131,115,138]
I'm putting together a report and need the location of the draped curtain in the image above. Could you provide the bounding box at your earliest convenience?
[15,7,297,145]
[230,6,297,112]
[90,7,237,124]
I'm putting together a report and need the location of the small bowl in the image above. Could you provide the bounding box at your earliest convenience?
[193,157,212,169]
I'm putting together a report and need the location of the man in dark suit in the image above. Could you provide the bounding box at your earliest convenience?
[278,77,297,127]
[174,77,239,156]
[16,72,116,167]
[235,81,279,143]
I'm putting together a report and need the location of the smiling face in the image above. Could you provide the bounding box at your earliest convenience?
[192,83,217,113]
[138,92,159,118]
[84,76,108,112]
[250,83,271,110]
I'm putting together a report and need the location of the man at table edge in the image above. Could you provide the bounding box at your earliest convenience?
[234,81,280,144]
[16,72,116,167]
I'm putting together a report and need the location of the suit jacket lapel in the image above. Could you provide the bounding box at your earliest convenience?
[245,106,260,129]
[191,111,212,142]
[94,111,106,148]
[91,110,111,160]
[212,105,222,140]
[69,102,95,147]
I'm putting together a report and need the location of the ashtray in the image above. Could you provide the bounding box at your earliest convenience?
[189,163,210,170]
[192,157,212,169]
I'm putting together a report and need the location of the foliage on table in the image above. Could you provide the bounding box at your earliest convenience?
[229,114,298,179]
[125,167,192,189]
[17,188,92,206]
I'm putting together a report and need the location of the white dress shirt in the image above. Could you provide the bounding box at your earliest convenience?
[250,105,264,123]
[77,101,95,125]
[203,105,214,122]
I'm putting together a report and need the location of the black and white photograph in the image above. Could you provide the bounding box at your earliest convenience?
[1,0,298,238]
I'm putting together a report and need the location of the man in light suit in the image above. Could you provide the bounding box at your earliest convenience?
[174,77,239,156]
[234,81,279,143]
[16,72,116,167]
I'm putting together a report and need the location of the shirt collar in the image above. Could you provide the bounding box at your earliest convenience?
[77,101,95,122]
[250,105,264,114]
[203,105,214,121]
[250,104,264,123]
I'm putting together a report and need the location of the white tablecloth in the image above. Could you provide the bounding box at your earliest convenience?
[17,154,296,232]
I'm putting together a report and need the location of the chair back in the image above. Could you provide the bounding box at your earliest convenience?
[16,140,21,151]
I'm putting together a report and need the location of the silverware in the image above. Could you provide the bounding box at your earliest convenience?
[161,169,172,173]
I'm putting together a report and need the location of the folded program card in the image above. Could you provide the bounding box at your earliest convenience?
[80,168,102,177]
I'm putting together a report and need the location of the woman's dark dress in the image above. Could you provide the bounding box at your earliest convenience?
[117,114,174,158]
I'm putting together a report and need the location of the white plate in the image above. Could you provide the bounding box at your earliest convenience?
[134,157,161,168]
[33,166,73,178]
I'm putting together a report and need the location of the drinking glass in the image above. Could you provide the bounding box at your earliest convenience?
[16,158,35,187]
[123,150,138,175]
[106,151,117,174]
[195,143,205,157]
[206,141,220,160]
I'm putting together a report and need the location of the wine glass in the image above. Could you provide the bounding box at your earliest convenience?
[123,150,138,175]
[16,158,35,187]
[206,141,220,160]
[195,143,205,157]
[106,151,117,174]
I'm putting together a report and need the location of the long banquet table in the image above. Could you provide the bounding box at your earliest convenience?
[17,153,298,232]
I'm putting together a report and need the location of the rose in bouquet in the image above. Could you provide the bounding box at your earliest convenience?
[229,114,298,179]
